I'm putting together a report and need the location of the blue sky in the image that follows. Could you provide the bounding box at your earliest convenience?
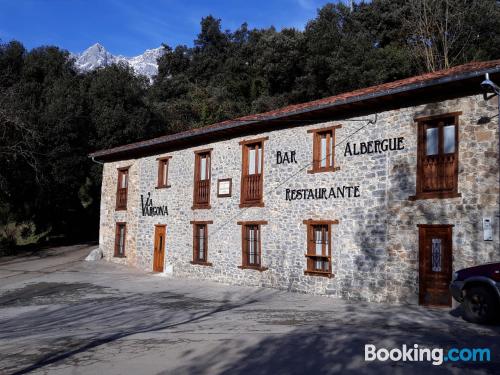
[0,0,338,56]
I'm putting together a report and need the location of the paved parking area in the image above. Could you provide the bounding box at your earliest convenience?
[0,244,498,375]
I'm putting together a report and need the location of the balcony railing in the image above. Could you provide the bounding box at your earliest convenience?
[422,154,456,192]
[194,179,210,206]
[242,174,262,203]
[116,188,128,210]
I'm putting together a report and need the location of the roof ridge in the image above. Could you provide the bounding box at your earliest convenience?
[90,59,500,159]
[225,59,500,123]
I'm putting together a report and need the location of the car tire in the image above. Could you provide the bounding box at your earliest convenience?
[463,286,499,324]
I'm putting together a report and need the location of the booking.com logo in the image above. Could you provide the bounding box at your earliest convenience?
[365,344,491,366]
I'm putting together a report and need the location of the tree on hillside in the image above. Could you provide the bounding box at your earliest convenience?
[85,63,162,150]
[0,44,163,249]
[301,1,417,98]
[406,0,500,72]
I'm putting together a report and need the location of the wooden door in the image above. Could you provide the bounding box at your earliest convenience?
[153,225,166,272]
[418,225,453,307]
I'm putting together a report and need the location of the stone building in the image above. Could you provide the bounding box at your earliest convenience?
[90,60,500,306]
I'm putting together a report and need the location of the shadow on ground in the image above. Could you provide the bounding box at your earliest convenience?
[169,302,500,375]
[0,280,498,375]
[0,282,260,375]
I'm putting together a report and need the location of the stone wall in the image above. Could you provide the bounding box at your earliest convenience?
[99,94,499,304]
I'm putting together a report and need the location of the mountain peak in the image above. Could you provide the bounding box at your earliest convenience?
[84,43,107,53]
[73,44,164,82]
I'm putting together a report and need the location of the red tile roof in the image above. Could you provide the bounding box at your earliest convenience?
[90,59,500,160]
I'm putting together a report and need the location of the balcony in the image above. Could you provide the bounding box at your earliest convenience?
[422,154,456,192]
[240,174,263,207]
[193,179,210,209]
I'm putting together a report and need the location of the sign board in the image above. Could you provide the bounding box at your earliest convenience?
[141,192,168,216]
[217,178,232,197]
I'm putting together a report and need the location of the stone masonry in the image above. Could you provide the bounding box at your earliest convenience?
[99,94,499,305]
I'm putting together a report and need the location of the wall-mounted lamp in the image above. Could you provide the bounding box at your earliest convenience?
[481,73,500,100]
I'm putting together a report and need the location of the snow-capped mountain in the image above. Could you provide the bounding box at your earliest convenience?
[72,43,164,81]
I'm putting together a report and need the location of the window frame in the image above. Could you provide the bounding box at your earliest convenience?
[114,222,127,257]
[239,137,268,208]
[190,220,213,266]
[115,167,129,210]
[237,220,268,271]
[303,219,339,278]
[307,125,342,173]
[192,148,212,209]
[411,112,461,200]
[156,156,171,189]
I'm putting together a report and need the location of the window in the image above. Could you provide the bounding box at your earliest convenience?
[308,125,341,173]
[114,223,126,257]
[412,113,461,200]
[193,149,212,209]
[303,219,339,277]
[116,167,129,210]
[157,156,171,188]
[190,220,213,266]
[237,221,268,271]
[239,137,268,207]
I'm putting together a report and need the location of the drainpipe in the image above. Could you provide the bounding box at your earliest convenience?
[91,156,104,165]
[480,73,500,153]
[480,73,500,224]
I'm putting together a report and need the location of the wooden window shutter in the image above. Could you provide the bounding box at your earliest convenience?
[239,137,267,208]
[157,157,171,188]
[193,149,212,209]
[237,220,268,271]
[190,220,213,266]
[307,125,341,173]
[303,219,338,278]
[116,168,129,210]
[411,113,461,200]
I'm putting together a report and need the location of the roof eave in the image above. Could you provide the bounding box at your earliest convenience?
[89,64,500,161]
